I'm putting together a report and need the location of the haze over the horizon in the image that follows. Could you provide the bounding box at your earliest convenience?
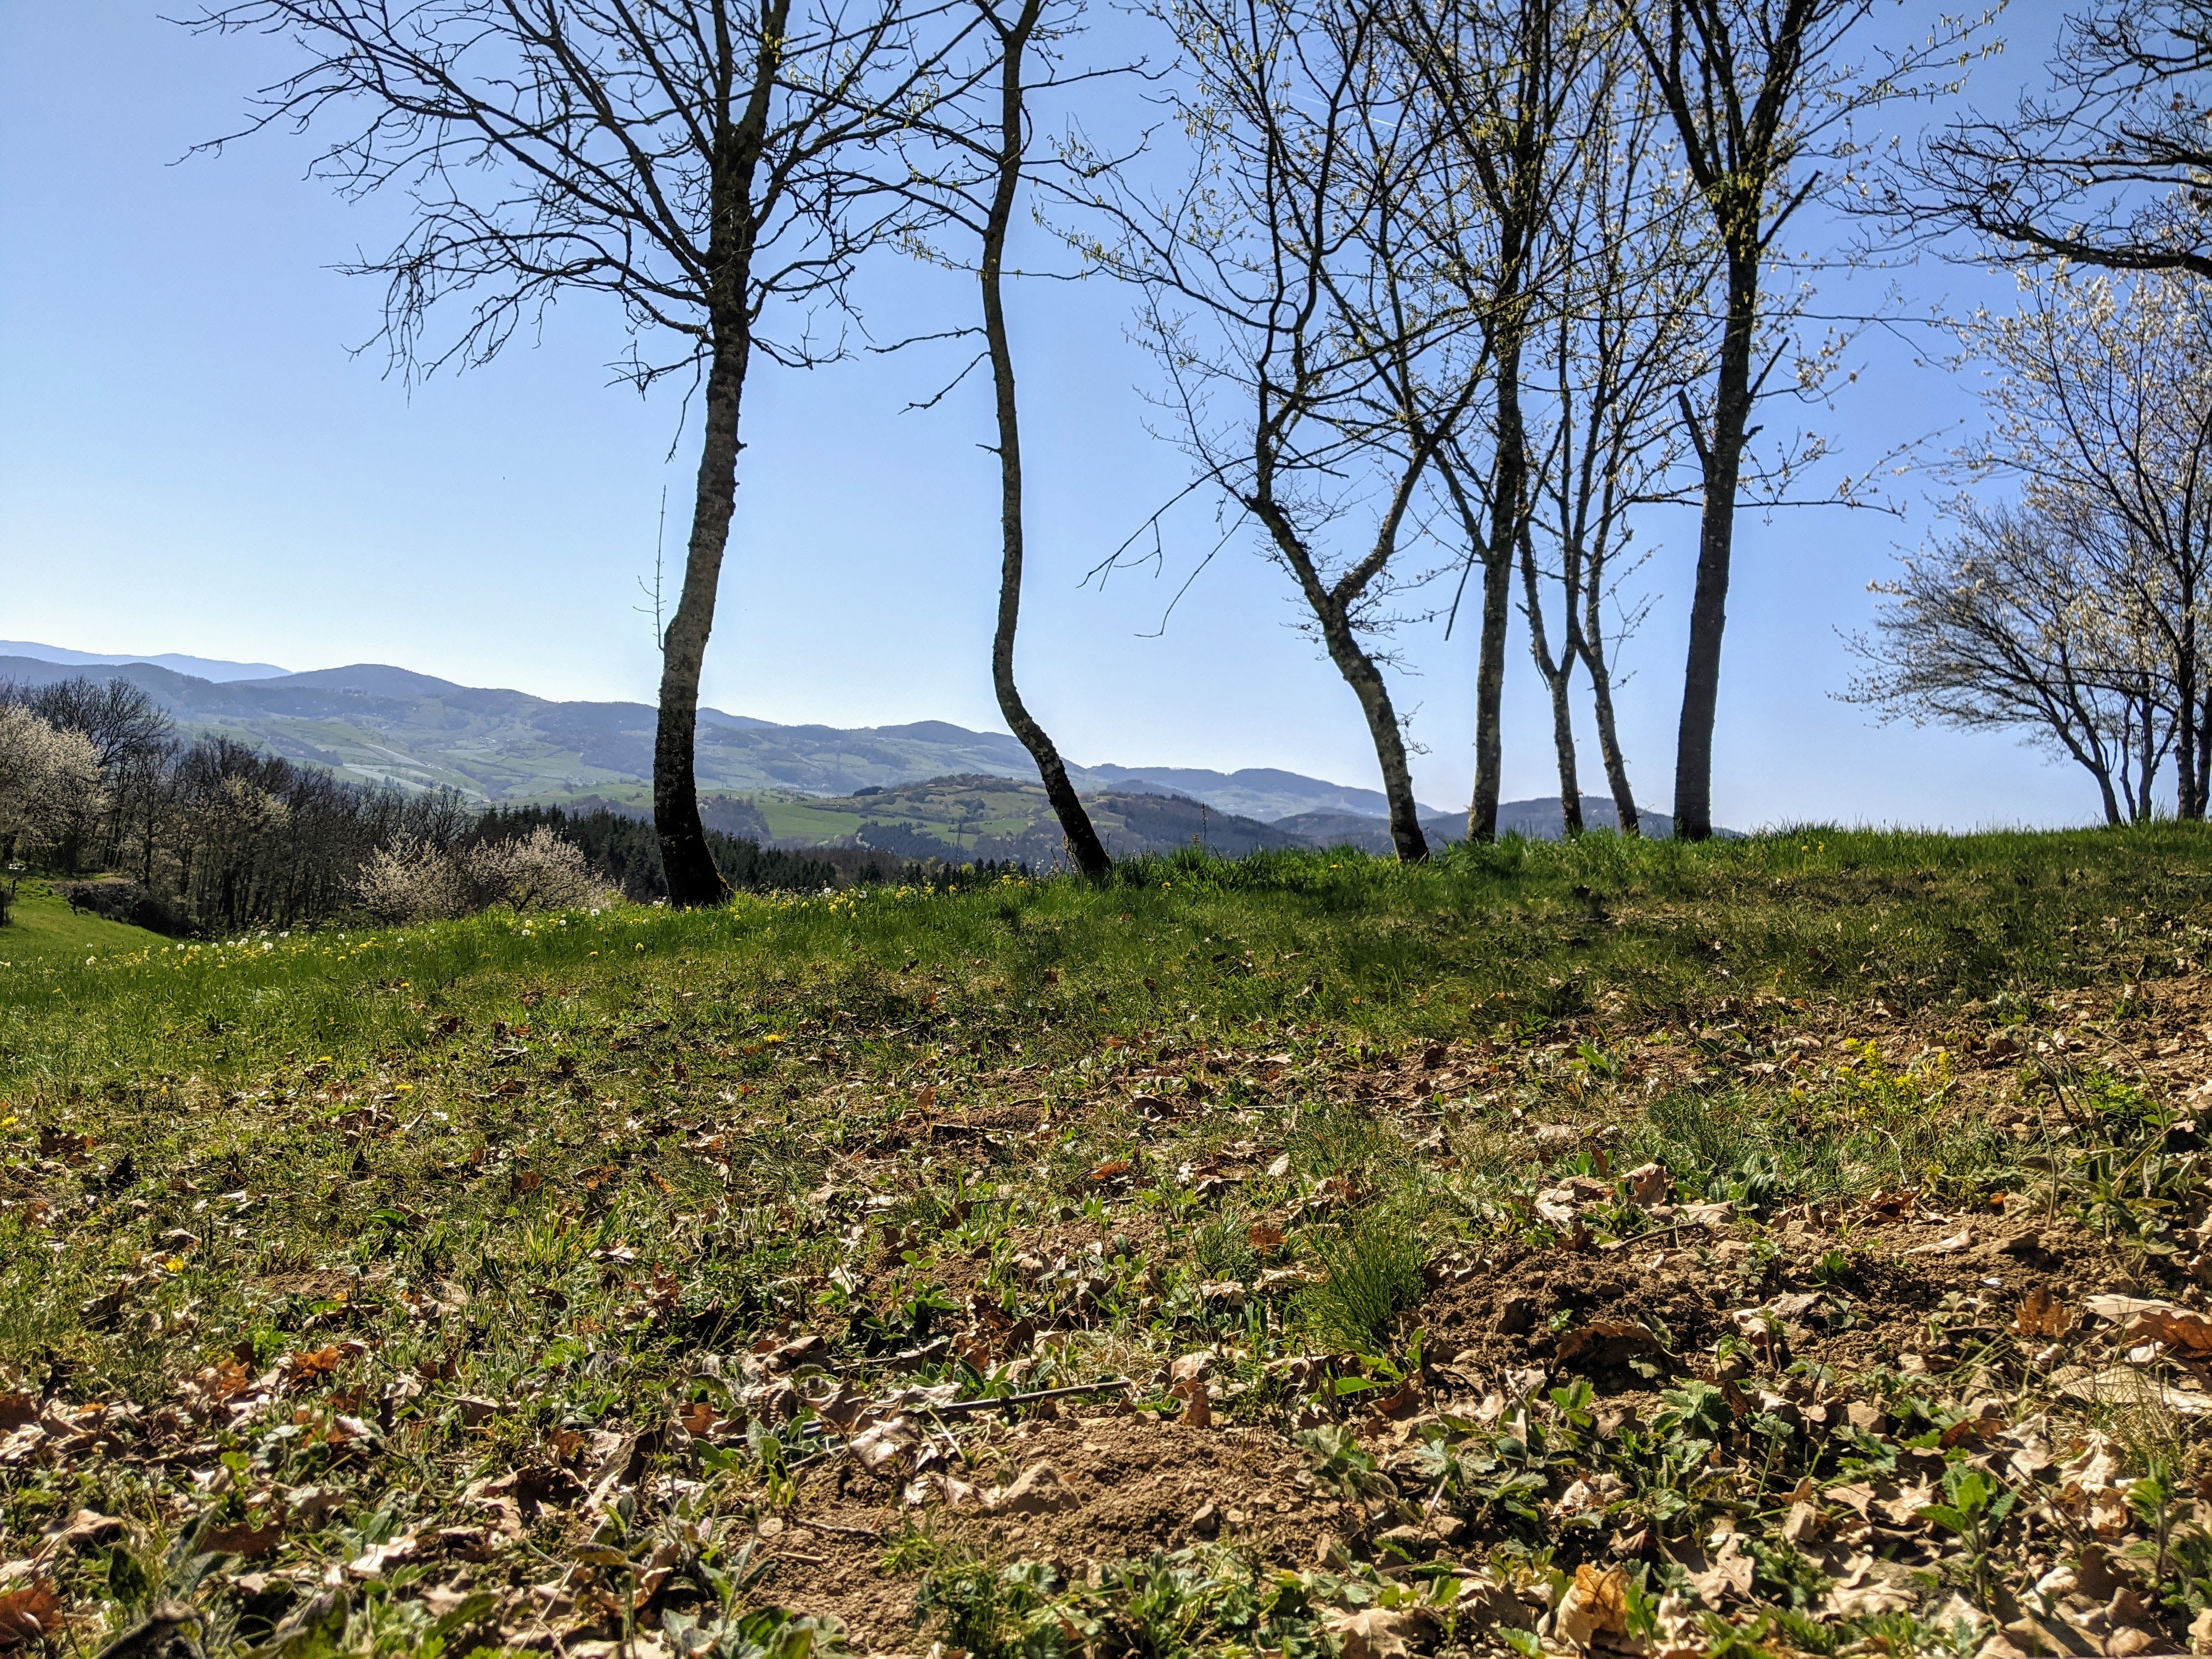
[1,2,2100,833]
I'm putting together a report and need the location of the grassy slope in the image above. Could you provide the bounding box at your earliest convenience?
[7,825,2212,1655]
[0,880,168,970]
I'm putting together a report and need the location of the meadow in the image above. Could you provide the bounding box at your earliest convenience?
[5,827,2212,1659]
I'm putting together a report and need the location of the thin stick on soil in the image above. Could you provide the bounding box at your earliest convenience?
[929,1377,1135,1417]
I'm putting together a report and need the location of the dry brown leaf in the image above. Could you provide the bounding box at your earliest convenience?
[2104,1296,2212,1354]
[47,1509,123,1551]
[2056,1365,2212,1415]
[1170,1377,1212,1429]
[1248,1223,1285,1252]
[2014,1285,2073,1339]
[282,1345,346,1388]
[1556,1321,1658,1369]
[346,1534,421,1578]
[0,1579,58,1649]
[1555,1563,1630,1649]
[1624,1162,1669,1207]
[1325,1606,1430,1659]
[1906,1230,1974,1256]
[204,1521,281,1558]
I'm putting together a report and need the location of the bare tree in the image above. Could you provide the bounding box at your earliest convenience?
[1387,0,1602,843]
[1630,0,1982,839]
[1913,0,2212,279]
[1952,263,2212,815]
[192,0,980,905]
[908,0,1115,875]
[1848,499,2172,824]
[1515,43,1713,837]
[1095,0,1475,860]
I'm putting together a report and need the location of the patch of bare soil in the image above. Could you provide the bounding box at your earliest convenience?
[760,1414,1344,1654]
[1421,1205,2154,1393]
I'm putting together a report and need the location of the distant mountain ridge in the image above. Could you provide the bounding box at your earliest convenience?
[0,640,287,682]
[0,649,1451,819]
[0,645,1680,851]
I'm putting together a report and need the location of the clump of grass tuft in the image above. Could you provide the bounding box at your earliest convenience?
[910,1547,1056,1659]
[1299,1201,1427,1354]
[1192,1207,1256,1282]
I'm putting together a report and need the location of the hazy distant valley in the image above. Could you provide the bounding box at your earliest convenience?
[0,645,1671,859]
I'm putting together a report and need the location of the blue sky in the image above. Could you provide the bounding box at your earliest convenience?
[0,0,2097,828]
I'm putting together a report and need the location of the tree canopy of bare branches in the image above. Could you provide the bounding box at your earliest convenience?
[1912,0,2212,278]
[1949,264,2212,814]
[1387,0,1606,844]
[1849,499,2174,824]
[1633,0,1984,840]
[1094,0,1479,860]
[1516,46,1714,837]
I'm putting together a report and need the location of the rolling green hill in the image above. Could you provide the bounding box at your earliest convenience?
[0,653,1443,822]
[1,650,1688,860]
[0,879,170,968]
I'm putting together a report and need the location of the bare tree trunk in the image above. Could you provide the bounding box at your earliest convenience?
[1519,528,1582,834]
[1573,577,1639,836]
[1325,617,1430,860]
[1587,665,1639,834]
[980,0,1111,877]
[1249,498,1430,861]
[2181,600,2203,817]
[2140,694,2157,821]
[655,323,748,908]
[1469,359,1527,843]
[2197,676,2212,815]
[1674,253,1756,842]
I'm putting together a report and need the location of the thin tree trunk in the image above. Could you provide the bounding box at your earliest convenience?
[2176,597,2199,817]
[1673,252,1756,843]
[1325,616,1429,860]
[1574,577,1639,836]
[1587,665,1639,836]
[1469,347,1528,843]
[980,0,1110,878]
[1517,527,1582,834]
[654,323,749,907]
[1249,495,1429,860]
[2197,675,2211,816]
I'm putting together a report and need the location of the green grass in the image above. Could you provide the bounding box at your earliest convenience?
[0,878,167,970]
[748,795,868,842]
[7,823,2212,1656]
[5,821,2207,1094]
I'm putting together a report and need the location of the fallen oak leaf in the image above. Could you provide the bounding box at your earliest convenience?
[0,1579,60,1649]
[202,1520,282,1558]
[2086,1294,2212,1355]
[2015,1286,2074,1340]
[1325,1605,1431,1659]
[1555,1562,1630,1649]
[345,1534,422,1578]
[1623,1161,1669,1207]
[46,1509,125,1551]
